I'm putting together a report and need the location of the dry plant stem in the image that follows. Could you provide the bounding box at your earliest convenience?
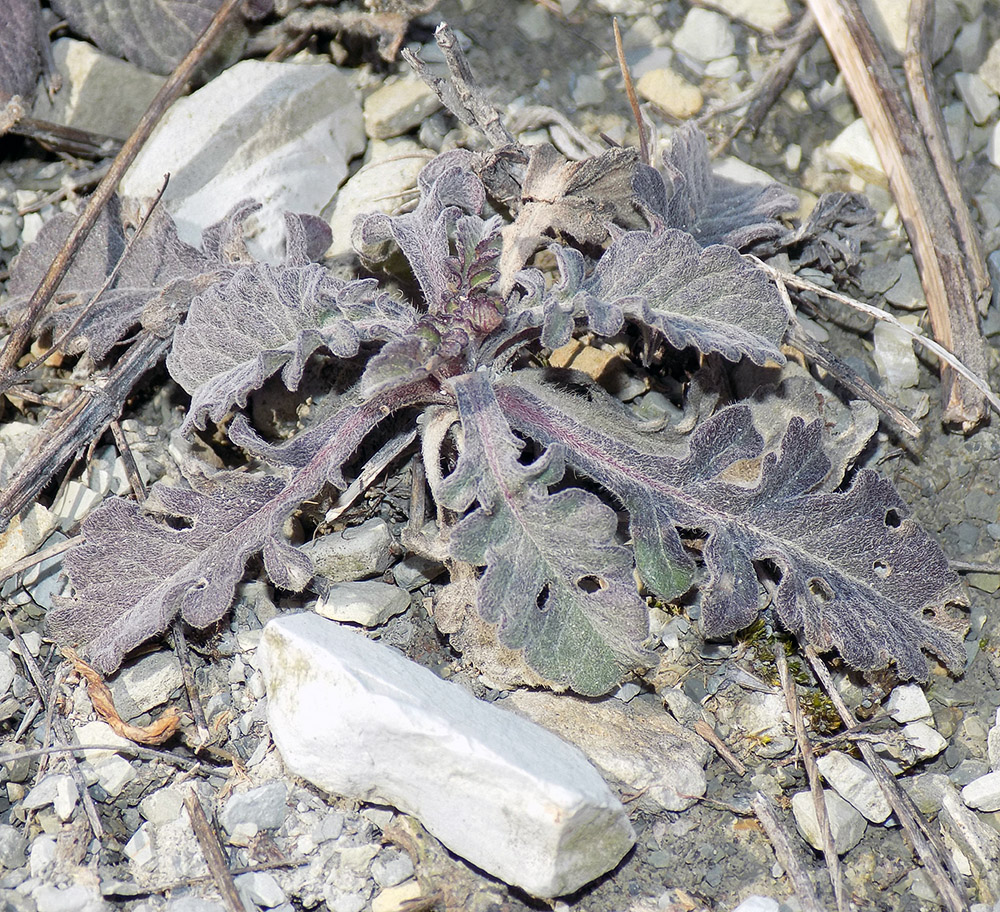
[754,258,1000,417]
[751,791,824,912]
[110,418,148,502]
[804,0,988,430]
[8,116,122,159]
[0,332,170,532]
[712,12,819,156]
[0,534,82,587]
[0,0,246,390]
[324,428,417,527]
[805,646,969,912]
[904,0,990,310]
[785,311,920,438]
[10,180,171,386]
[172,621,212,751]
[184,788,247,912]
[0,742,207,773]
[613,18,649,165]
[776,648,845,912]
[692,719,746,776]
[145,857,309,896]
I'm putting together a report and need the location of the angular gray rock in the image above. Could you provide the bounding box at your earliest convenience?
[314,580,410,627]
[303,518,394,583]
[508,690,709,813]
[121,59,365,262]
[816,750,891,823]
[791,788,867,855]
[259,613,635,898]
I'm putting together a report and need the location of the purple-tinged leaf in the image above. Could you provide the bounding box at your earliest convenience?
[434,371,651,696]
[354,149,487,314]
[167,241,416,433]
[4,196,214,360]
[496,375,967,681]
[515,228,788,366]
[0,0,42,102]
[49,382,428,674]
[50,0,242,76]
[654,124,798,249]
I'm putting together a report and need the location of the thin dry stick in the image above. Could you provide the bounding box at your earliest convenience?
[172,621,212,751]
[109,419,148,503]
[184,788,247,912]
[692,719,746,777]
[613,18,649,166]
[754,258,1000,417]
[752,791,825,912]
[712,12,819,156]
[805,647,968,912]
[804,0,989,430]
[8,179,171,387]
[776,648,845,912]
[0,534,82,586]
[324,428,417,527]
[0,742,207,772]
[0,0,246,390]
[903,0,990,310]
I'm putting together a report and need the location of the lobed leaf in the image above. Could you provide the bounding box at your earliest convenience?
[434,371,651,696]
[496,374,967,681]
[514,228,789,365]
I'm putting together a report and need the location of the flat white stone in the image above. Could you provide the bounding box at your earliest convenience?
[704,0,791,30]
[121,59,365,262]
[304,518,394,582]
[987,707,1000,770]
[93,754,137,798]
[939,787,1000,898]
[962,770,1000,811]
[50,481,103,531]
[259,613,635,898]
[955,72,999,125]
[362,75,441,141]
[872,319,920,389]
[672,8,735,65]
[235,871,286,908]
[314,581,410,627]
[23,774,78,822]
[816,750,891,823]
[791,788,867,855]
[988,121,1000,169]
[32,38,165,141]
[828,118,886,186]
[902,721,948,761]
[980,38,1000,95]
[732,897,781,912]
[0,652,15,701]
[327,138,429,257]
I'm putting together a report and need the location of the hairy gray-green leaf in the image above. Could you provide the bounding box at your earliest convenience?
[435,371,651,696]
[497,375,966,681]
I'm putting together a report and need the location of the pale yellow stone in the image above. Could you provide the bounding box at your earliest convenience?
[548,340,619,381]
[0,504,55,568]
[371,879,422,912]
[636,68,703,119]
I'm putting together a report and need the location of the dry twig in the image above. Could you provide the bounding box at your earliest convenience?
[804,0,989,430]
[184,788,247,912]
[752,791,824,912]
[776,648,845,911]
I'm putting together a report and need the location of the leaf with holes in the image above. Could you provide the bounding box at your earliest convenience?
[496,374,967,681]
[434,371,651,696]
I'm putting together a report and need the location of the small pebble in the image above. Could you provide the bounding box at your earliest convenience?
[636,69,703,119]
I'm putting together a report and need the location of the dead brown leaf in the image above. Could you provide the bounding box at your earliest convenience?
[64,648,181,745]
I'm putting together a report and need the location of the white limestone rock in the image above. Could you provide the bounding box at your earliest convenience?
[326,138,430,257]
[791,789,867,855]
[828,118,886,186]
[672,8,735,67]
[704,0,791,30]
[886,684,932,724]
[259,613,635,898]
[939,787,1000,900]
[121,60,365,262]
[303,518,394,582]
[314,580,410,627]
[962,770,1000,812]
[955,72,999,125]
[987,707,1000,770]
[816,750,891,823]
[32,38,166,141]
[363,75,441,140]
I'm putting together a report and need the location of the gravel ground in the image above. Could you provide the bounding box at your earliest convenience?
[3,1,1000,911]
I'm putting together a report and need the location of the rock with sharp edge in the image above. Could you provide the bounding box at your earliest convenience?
[258,613,635,898]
